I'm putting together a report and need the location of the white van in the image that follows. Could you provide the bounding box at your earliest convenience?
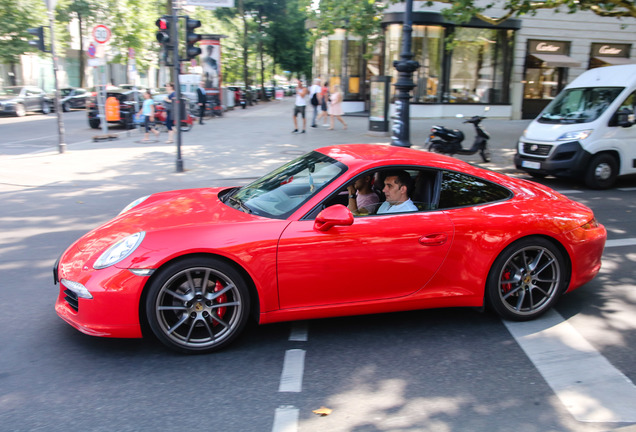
[515,64,636,188]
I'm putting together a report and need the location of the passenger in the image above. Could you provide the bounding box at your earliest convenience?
[347,174,380,215]
[377,170,418,214]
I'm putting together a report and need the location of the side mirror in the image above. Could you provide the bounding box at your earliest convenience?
[314,204,354,232]
[616,107,634,128]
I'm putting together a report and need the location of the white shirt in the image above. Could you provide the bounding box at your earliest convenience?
[377,199,418,214]
[295,90,307,106]
[309,84,321,97]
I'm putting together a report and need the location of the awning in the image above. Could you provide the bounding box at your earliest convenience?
[593,56,636,65]
[531,53,581,68]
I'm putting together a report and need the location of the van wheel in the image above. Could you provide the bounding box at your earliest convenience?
[585,153,618,189]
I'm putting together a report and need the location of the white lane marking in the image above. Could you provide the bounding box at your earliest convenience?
[504,309,636,422]
[278,349,306,393]
[556,189,584,194]
[617,187,636,191]
[289,321,308,341]
[271,405,299,432]
[605,238,636,248]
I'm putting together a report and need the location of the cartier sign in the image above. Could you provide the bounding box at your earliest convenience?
[592,43,630,58]
[529,40,568,55]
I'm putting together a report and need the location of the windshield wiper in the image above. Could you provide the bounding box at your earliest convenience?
[229,196,252,214]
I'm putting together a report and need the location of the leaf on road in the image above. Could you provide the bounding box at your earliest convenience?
[312,406,333,416]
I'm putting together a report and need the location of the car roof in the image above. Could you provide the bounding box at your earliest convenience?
[316,144,475,172]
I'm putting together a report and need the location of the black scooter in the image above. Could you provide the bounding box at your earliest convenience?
[426,115,491,163]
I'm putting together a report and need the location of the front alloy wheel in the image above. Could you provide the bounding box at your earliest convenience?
[146,257,250,354]
[486,237,566,321]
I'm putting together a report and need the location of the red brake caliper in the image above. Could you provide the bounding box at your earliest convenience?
[501,269,512,293]
[213,279,227,325]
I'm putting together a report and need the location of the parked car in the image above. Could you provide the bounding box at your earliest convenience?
[0,86,51,117]
[58,87,90,112]
[54,144,606,354]
[87,87,141,129]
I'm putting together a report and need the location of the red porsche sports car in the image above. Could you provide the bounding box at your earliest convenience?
[54,144,606,354]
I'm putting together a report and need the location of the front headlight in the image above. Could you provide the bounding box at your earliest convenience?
[557,129,593,141]
[119,195,150,215]
[93,232,145,269]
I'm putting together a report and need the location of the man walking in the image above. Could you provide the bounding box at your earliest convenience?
[292,80,308,134]
[196,81,207,125]
[309,78,321,128]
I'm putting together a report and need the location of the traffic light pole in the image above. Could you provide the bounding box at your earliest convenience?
[47,8,66,154]
[171,7,184,173]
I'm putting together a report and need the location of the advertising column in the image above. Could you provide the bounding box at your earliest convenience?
[200,36,222,106]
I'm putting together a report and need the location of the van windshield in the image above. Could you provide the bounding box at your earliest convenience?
[537,87,624,124]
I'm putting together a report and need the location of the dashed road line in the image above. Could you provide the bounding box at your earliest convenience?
[605,238,636,248]
[279,349,306,393]
[289,321,308,341]
[504,309,636,422]
[272,406,299,432]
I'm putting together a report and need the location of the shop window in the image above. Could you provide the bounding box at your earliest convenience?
[448,28,509,104]
[385,24,443,103]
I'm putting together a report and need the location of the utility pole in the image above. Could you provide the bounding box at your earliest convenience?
[390,0,419,148]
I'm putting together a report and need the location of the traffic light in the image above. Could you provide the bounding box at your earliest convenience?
[155,16,173,48]
[184,17,202,61]
[27,26,47,52]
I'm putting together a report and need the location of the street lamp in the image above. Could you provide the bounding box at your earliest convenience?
[391,0,419,148]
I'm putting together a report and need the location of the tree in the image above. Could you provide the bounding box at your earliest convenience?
[56,0,98,87]
[0,0,46,85]
[425,0,636,26]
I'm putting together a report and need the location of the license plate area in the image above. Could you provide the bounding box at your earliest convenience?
[522,160,541,170]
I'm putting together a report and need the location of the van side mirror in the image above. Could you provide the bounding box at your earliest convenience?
[616,107,634,128]
[314,205,354,231]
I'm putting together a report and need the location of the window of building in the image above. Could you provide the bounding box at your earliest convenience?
[448,27,512,104]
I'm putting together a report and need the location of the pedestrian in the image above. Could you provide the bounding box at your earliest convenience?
[138,90,159,142]
[197,81,207,125]
[309,78,321,128]
[292,80,308,134]
[317,81,330,126]
[164,82,175,143]
[328,84,347,130]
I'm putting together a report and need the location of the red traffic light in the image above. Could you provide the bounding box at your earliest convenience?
[156,18,168,30]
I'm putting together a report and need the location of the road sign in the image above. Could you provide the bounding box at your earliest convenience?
[87,42,97,58]
[93,25,111,44]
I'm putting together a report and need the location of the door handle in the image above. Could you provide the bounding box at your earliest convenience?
[419,233,448,246]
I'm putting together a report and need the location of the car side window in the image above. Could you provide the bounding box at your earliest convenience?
[609,90,636,126]
[307,167,442,219]
[438,171,511,209]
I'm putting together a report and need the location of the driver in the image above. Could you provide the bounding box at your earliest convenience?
[377,170,418,214]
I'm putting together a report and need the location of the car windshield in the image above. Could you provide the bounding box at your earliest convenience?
[537,86,624,124]
[0,87,23,96]
[61,89,72,96]
[225,151,346,219]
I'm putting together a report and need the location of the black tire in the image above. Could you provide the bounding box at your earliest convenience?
[89,118,100,129]
[529,172,547,179]
[486,237,567,321]
[41,101,50,114]
[180,121,192,132]
[145,257,251,354]
[585,153,618,189]
[62,102,71,112]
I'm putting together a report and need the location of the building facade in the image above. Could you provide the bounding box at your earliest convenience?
[312,1,636,119]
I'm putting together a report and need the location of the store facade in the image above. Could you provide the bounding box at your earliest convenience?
[312,2,636,120]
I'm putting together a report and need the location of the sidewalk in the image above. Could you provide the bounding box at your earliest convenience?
[0,98,530,193]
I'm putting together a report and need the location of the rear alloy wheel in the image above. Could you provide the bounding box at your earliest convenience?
[486,237,567,321]
[41,101,51,114]
[146,257,250,354]
[62,102,71,112]
[15,103,26,117]
[585,153,618,189]
[88,118,100,129]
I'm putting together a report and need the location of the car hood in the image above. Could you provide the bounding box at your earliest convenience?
[74,187,257,254]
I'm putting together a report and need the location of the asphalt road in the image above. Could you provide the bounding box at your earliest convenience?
[0,100,635,432]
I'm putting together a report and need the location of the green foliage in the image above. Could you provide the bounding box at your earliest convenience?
[0,0,47,64]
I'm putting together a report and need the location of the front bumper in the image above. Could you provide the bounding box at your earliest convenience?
[54,249,148,338]
[514,140,592,178]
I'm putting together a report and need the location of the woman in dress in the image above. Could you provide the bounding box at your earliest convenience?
[328,84,347,130]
